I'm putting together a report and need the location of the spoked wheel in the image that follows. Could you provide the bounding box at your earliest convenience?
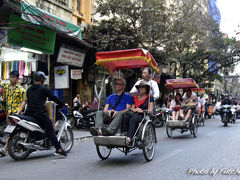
[96,145,111,160]
[59,127,74,153]
[166,125,173,138]
[143,123,155,162]
[8,130,31,160]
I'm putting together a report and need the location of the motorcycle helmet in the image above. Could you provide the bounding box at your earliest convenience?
[34,71,47,82]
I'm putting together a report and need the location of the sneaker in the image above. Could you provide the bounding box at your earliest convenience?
[89,127,100,136]
[54,149,67,156]
[101,127,111,136]
[0,148,6,157]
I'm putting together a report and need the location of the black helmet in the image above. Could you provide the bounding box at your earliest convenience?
[35,71,47,81]
[9,71,20,78]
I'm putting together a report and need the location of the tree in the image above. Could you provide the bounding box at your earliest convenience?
[84,0,240,87]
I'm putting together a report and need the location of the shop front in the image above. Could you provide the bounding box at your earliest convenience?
[0,0,96,106]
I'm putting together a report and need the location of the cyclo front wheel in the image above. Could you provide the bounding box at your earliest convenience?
[96,145,111,160]
[143,123,155,162]
[166,124,173,138]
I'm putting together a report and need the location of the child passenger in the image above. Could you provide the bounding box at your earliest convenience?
[170,93,184,120]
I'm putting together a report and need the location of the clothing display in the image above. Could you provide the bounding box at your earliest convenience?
[1,61,34,80]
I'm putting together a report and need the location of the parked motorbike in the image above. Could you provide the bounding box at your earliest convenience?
[152,106,167,127]
[0,109,7,145]
[5,107,74,160]
[220,104,231,127]
[72,102,97,129]
[230,105,238,123]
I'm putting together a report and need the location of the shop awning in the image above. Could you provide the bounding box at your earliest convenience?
[95,48,160,73]
[20,1,82,40]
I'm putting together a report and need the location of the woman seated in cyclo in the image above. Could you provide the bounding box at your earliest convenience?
[121,81,154,144]
[170,93,184,120]
[182,88,197,121]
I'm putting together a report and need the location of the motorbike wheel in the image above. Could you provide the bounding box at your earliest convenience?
[8,130,31,160]
[59,127,74,153]
[96,145,111,160]
[0,138,6,145]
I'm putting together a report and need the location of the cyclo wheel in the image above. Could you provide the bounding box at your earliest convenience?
[143,123,155,162]
[166,124,172,138]
[96,145,111,160]
[8,130,31,161]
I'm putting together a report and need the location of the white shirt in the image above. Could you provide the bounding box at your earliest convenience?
[170,99,181,110]
[198,97,205,108]
[130,79,160,100]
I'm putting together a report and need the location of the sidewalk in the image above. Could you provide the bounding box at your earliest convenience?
[73,129,92,140]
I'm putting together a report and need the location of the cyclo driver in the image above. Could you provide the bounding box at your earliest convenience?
[24,71,68,156]
[182,88,197,122]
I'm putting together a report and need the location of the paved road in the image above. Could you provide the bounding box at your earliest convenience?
[1,116,240,180]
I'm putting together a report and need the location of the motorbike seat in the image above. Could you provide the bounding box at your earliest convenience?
[17,115,38,124]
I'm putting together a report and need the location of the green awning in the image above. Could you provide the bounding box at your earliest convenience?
[20,1,82,40]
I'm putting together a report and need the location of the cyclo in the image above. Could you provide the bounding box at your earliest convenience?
[92,48,158,162]
[165,78,199,138]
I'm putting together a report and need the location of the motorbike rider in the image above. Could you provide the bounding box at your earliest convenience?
[220,95,232,119]
[24,71,69,156]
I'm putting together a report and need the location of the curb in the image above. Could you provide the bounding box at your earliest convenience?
[74,135,92,140]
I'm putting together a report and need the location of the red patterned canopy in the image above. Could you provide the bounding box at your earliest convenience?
[165,78,199,90]
[95,48,160,73]
[192,88,206,94]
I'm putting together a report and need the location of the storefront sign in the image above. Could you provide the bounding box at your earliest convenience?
[21,1,82,40]
[57,47,86,67]
[54,65,69,89]
[8,15,56,54]
[71,69,83,79]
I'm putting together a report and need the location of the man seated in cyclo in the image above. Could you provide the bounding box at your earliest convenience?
[90,78,133,136]
[182,89,198,122]
[196,93,205,118]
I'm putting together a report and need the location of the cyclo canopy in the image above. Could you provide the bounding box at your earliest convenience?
[165,78,199,90]
[95,48,160,73]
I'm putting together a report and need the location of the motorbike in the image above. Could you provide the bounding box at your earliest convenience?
[230,105,238,123]
[0,109,7,145]
[220,104,231,127]
[152,105,167,127]
[5,107,74,160]
[72,102,97,129]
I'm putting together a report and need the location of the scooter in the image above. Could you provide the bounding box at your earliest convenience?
[230,105,237,123]
[5,108,74,160]
[220,104,231,127]
[72,102,97,129]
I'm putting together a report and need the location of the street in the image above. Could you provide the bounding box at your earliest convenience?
[1,116,240,180]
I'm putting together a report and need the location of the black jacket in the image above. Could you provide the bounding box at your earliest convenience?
[26,84,65,112]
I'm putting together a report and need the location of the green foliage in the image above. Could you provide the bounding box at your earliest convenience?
[84,0,240,87]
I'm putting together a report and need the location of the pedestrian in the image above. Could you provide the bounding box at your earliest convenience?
[73,93,81,105]
[130,68,160,101]
[0,71,26,157]
[90,78,133,136]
